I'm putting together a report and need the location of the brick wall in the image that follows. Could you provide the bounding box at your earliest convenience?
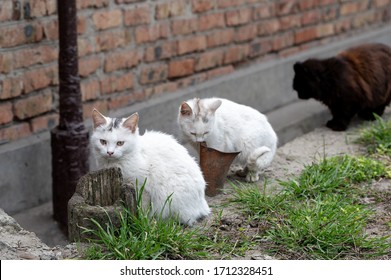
[0,0,390,144]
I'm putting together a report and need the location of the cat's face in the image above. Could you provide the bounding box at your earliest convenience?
[293,60,323,100]
[178,98,222,143]
[91,109,139,162]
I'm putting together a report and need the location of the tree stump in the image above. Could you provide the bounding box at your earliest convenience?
[68,167,136,242]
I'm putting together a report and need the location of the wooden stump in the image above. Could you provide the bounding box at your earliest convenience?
[68,167,136,242]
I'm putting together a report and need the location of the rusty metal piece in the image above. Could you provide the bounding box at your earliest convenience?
[199,142,240,197]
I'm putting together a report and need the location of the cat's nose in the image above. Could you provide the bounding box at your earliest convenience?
[107,151,114,156]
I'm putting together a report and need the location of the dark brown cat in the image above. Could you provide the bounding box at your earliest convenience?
[293,43,391,131]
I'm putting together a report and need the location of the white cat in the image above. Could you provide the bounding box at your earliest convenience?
[178,97,278,182]
[91,109,210,226]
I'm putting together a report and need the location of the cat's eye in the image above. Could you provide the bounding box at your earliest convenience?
[190,132,196,136]
[203,132,209,136]
[100,139,107,145]
[117,141,124,146]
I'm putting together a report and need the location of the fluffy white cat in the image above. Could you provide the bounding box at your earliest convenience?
[178,97,277,182]
[91,109,210,226]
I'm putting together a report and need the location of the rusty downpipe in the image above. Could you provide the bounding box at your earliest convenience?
[51,0,89,233]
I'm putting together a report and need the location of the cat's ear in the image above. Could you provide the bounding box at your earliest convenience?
[293,62,305,73]
[92,109,107,129]
[122,112,139,133]
[209,100,222,113]
[180,102,193,117]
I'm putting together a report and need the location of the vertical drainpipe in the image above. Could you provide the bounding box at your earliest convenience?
[51,0,89,233]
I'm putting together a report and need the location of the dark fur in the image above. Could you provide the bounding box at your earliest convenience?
[293,43,391,131]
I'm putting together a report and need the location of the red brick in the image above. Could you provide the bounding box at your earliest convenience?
[0,102,13,125]
[12,45,58,70]
[301,10,321,26]
[319,0,337,5]
[226,9,252,26]
[135,24,169,44]
[176,73,207,89]
[115,0,146,3]
[177,35,207,55]
[0,123,31,143]
[217,0,243,8]
[316,23,334,37]
[0,23,43,48]
[224,45,250,64]
[171,18,198,35]
[144,42,177,62]
[340,2,360,16]
[207,29,234,47]
[207,65,235,79]
[28,0,56,17]
[253,4,274,20]
[249,39,272,57]
[323,6,338,21]
[77,0,109,9]
[258,19,280,36]
[294,27,317,44]
[42,19,58,41]
[235,24,257,42]
[373,0,391,7]
[168,59,195,78]
[195,50,224,71]
[14,90,53,120]
[81,79,101,101]
[299,0,318,11]
[95,30,127,52]
[30,113,59,133]
[335,18,351,34]
[79,56,101,77]
[100,73,134,94]
[276,0,299,16]
[155,0,185,19]
[104,50,141,72]
[139,65,168,85]
[192,0,214,13]
[23,66,56,94]
[0,1,13,22]
[92,9,122,30]
[152,82,178,96]
[198,13,225,31]
[279,14,301,30]
[77,16,88,34]
[108,94,138,110]
[0,52,13,73]
[78,38,95,57]
[124,5,151,26]
[0,76,23,100]
[272,32,294,51]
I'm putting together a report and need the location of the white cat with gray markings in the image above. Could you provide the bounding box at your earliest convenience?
[91,109,210,226]
[178,98,277,182]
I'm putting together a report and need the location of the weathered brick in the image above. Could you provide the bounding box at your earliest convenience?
[77,16,88,34]
[258,19,280,36]
[253,4,274,20]
[23,66,56,94]
[100,73,134,94]
[168,58,195,78]
[335,18,351,33]
[14,90,53,120]
[124,5,151,26]
[323,6,338,21]
[0,76,23,100]
[42,19,58,41]
[79,56,101,77]
[0,123,31,143]
[235,24,257,42]
[139,65,168,85]
[177,35,207,55]
[0,52,13,73]
[198,12,225,31]
[0,1,13,22]
[226,9,252,26]
[155,0,185,20]
[0,23,43,48]
[250,39,272,57]
[192,0,214,13]
[78,38,96,57]
[373,0,391,7]
[217,0,243,8]
[81,79,101,101]
[144,42,177,62]
[294,27,317,44]
[104,50,141,72]
[276,0,299,16]
[30,113,59,133]
[279,14,301,30]
[317,23,334,37]
[171,18,198,35]
[272,32,294,51]
[207,65,235,79]
[224,45,249,64]
[12,45,58,70]
[108,94,139,110]
[92,9,122,30]
[340,2,360,16]
[77,0,109,9]
[95,30,127,52]
[176,72,207,89]
[299,0,318,11]
[135,24,169,44]
[319,0,337,6]
[207,29,234,47]
[152,82,178,96]
[195,50,224,71]
[0,102,13,125]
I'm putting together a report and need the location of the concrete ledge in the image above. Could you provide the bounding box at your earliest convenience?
[2,25,391,214]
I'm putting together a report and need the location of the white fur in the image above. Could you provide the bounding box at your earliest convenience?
[91,110,210,226]
[178,97,278,182]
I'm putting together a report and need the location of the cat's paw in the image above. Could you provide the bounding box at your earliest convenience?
[326,119,348,131]
[229,165,247,177]
[245,171,260,182]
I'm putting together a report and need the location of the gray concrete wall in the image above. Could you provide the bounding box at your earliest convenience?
[2,25,391,215]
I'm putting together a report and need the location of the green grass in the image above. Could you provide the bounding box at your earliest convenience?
[230,155,391,259]
[356,115,391,156]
